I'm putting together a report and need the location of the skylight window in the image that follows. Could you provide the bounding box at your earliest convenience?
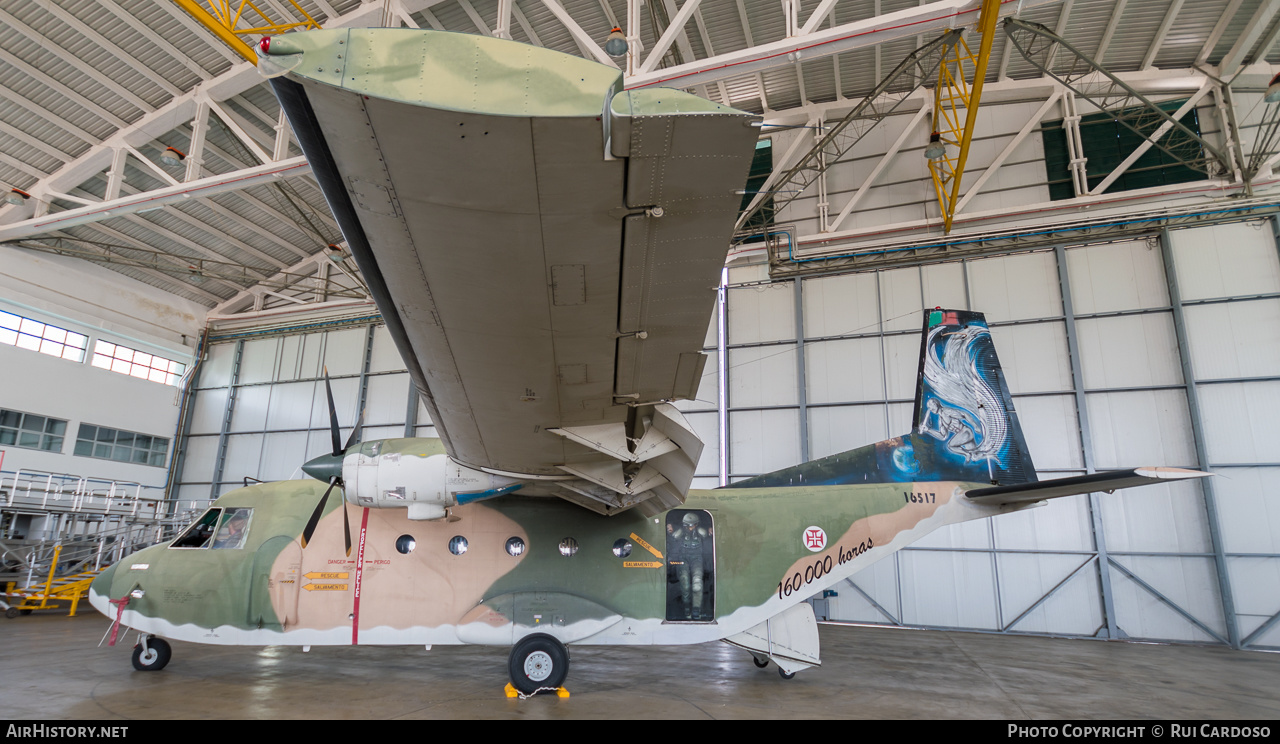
[0,310,88,362]
[91,340,186,386]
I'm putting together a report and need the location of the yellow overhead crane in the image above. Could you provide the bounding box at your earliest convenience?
[170,0,323,64]
[928,0,1001,234]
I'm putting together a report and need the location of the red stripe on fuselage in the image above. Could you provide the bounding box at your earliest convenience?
[352,508,370,645]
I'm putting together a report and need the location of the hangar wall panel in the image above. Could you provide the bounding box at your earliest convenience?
[720,218,1280,649]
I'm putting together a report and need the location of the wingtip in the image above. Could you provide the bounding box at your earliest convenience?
[1133,467,1213,480]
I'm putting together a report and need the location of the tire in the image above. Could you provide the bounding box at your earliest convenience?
[778,667,795,680]
[752,656,769,669]
[508,633,569,695]
[4,607,17,619]
[131,637,172,672]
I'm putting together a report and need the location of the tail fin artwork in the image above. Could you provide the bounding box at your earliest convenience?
[911,308,1037,485]
[729,308,1036,489]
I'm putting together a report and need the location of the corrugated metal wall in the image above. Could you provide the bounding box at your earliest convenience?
[174,218,1280,650]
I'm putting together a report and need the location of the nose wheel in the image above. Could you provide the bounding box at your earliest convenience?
[131,636,172,671]
[507,633,569,696]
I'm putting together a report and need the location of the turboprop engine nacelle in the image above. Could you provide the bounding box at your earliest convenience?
[343,446,522,520]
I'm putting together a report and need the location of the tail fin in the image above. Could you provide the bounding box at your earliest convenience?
[911,308,1036,486]
[725,308,1035,489]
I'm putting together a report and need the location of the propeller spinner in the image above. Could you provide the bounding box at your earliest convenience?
[299,369,363,556]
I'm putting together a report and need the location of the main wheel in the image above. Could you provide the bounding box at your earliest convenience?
[131,637,172,671]
[778,667,795,680]
[4,607,17,619]
[508,633,569,695]
[752,655,769,669]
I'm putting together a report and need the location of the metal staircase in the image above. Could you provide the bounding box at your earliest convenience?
[1,468,211,617]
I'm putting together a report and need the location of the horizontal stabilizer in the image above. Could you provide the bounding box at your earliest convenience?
[964,467,1209,505]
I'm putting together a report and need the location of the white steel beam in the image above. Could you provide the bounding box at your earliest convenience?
[539,0,620,67]
[1094,0,1128,65]
[0,157,309,243]
[1088,82,1213,196]
[827,106,929,232]
[953,92,1062,214]
[122,145,181,187]
[1195,0,1244,67]
[459,0,494,35]
[639,0,703,74]
[496,0,514,39]
[800,0,841,37]
[627,0,1061,89]
[97,0,214,82]
[1142,0,1183,70]
[1219,1,1280,77]
[513,5,544,46]
[205,98,273,165]
[187,103,212,183]
[0,0,386,229]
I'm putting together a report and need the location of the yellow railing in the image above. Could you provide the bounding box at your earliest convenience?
[170,0,323,64]
[927,0,1000,234]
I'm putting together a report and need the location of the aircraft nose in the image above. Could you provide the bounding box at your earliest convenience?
[302,452,344,483]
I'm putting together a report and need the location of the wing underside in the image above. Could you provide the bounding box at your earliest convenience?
[267,29,759,515]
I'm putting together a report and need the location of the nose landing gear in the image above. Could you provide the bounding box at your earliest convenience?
[131,635,172,671]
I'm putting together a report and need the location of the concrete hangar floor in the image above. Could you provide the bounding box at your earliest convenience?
[2,613,1277,720]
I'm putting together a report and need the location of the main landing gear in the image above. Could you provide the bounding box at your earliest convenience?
[131,635,172,671]
[507,633,569,696]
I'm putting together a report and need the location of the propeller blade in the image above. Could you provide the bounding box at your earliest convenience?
[342,494,352,557]
[300,477,339,549]
[323,367,342,457]
[342,406,365,452]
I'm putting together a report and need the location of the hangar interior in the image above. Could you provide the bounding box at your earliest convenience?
[0,0,1278,671]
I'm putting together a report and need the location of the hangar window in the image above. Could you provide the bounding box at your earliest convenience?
[0,408,67,452]
[0,310,88,362]
[91,340,186,386]
[736,138,773,232]
[1041,98,1204,200]
[74,424,169,467]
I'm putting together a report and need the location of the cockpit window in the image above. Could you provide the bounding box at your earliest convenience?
[212,508,252,549]
[169,507,253,550]
[171,508,220,549]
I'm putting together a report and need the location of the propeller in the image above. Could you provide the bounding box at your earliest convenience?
[299,368,363,556]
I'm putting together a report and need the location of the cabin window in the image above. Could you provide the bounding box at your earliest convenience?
[612,539,632,558]
[505,537,525,557]
[448,536,468,555]
[211,508,252,549]
[558,538,578,557]
[171,508,221,549]
[396,535,416,554]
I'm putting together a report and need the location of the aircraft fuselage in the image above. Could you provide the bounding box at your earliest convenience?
[89,475,1019,650]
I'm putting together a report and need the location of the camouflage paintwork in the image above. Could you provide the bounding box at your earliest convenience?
[90,457,1013,648]
[260,28,623,118]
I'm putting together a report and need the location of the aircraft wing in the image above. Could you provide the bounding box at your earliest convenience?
[265,29,759,515]
[964,467,1210,505]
